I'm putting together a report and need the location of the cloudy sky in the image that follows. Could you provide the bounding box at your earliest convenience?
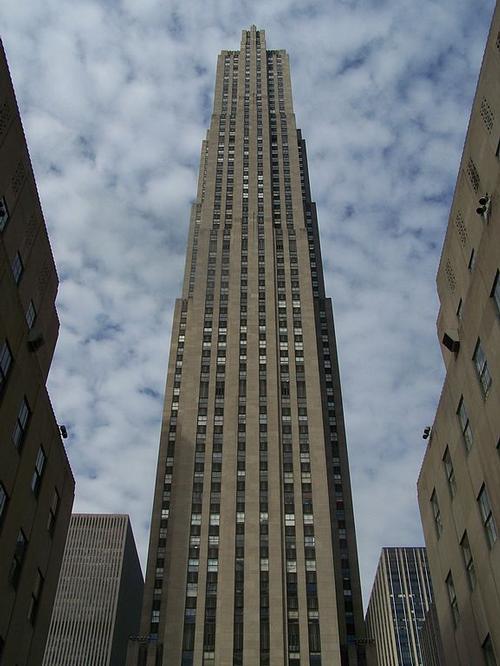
[1,0,495,605]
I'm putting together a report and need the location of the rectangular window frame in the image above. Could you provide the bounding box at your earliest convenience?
[0,339,13,394]
[31,446,46,496]
[460,532,476,590]
[12,397,31,450]
[9,530,28,588]
[491,270,500,316]
[457,397,473,452]
[473,339,492,397]
[443,447,457,498]
[446,571,459,627]
[478,484,498,548]
[431,490,443,538]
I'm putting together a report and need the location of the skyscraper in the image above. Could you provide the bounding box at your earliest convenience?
[43,514,144,666]
[133,26,368,666]
[0,40,74,665]
[365,547,438,666]
[417,4,499,665]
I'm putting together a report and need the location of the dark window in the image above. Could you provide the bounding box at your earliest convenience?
[473,339,492,397]
[446,571,459,627]
[460,532,476,590]
[26,300,36,330]
[0,195,9,231]
[468,248,476,272]
[483,634,497,666]
[491,270,500,315]
[12,397,30,449]
[0,340,13,393]
[27,569,44,624]
[308,621,321,652]
[47,490,60,535]
[478,485,497,548]
[431,490,443,538]
[11,251,23,284]
[9,530,28,587]
[0,482,8,527]
[31,446,46,496]
[457,397,473,452]
[443,447,456,498]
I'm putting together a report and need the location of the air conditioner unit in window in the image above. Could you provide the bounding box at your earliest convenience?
[442,332,460,353]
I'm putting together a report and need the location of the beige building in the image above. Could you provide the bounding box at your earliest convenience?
[130,26,371,666]
[365,547,439,666]
[0,40,74,665]
[417,4,500,665]
[43,514,143,666]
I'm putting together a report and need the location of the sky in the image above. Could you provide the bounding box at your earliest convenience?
[1,0,495,607]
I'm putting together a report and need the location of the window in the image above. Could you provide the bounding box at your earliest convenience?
[473,339,492,396]
[47,489,59,535]
[0,339,13,393]
[468,248,476,272]
[11,251,23,284]
[456,298,463,320]
[491,270,500,315]
[431,490,443,537]
[460,532,476,590]
[443,447,456,498]
[9,530,28,587]
[31,447,46,496]
[26,300,36,329]
[446,571,459,627]
[0,195,8,231]
[483,634,497,666]
[478,485,497,548]
[12,397,30,449]
[457,397,473,452]
[27,569,44,624]
[0,482,8,527]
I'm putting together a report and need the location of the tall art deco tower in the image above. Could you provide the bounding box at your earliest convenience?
[132,27,369,666]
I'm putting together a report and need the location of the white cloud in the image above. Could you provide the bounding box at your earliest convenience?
[1,0,495,608]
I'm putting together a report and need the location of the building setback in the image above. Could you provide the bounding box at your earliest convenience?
[417,4,500,666]
[0,40,74,665]
[365,547,437,666]
[43,514,144,666]
[130,26,370,666]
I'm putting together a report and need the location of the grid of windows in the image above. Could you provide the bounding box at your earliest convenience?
[144,29,364,664]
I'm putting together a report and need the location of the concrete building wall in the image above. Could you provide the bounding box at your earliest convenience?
[417,4,500,665]
[43,514,143,666]
[135,26,368,666]
[0,39,74,666]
